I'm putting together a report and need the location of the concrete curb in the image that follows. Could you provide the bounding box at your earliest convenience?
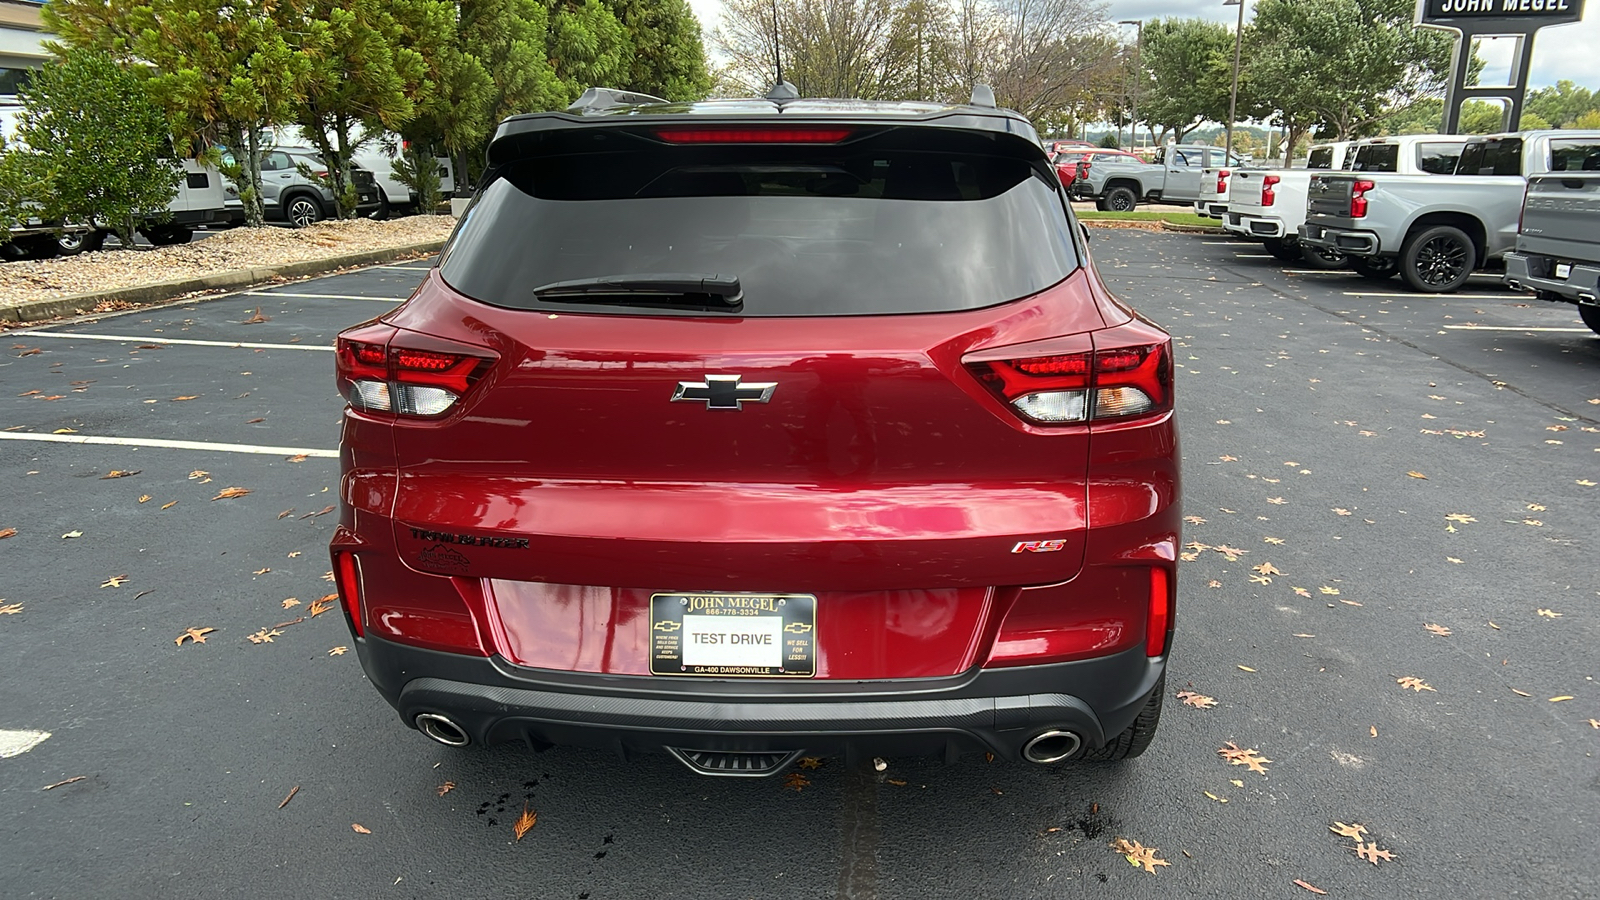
[0,240,446,326]
[1159,221,1226,234]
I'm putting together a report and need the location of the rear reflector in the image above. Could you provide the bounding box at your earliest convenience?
[1146,567,1170,656]
[335,551,364,637]
[654,128,853,144]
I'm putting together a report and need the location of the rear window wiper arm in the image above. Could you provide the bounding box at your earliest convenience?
[531,273,743,308]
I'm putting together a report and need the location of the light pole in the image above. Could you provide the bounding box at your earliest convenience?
[1118,20,1142,152]
[1223,0,1246,160]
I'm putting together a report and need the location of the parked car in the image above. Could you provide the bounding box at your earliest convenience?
[220,148,382,227]
[331,85,1181,777]
[1300,130,1600,292]
[1072,143,1240,212]
[264,128,456,217]
[1051,148,1139,189]
[1504,165,1600,334]
[1226,135,1471,272]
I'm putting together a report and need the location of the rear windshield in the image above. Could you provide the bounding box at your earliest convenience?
[1417,142,1463,174]
[1456,138,1522,176]
[1307,147,1335,169]
[1550,139,1600,171]
[1344,143,1399,172]
[439,137,1078,316]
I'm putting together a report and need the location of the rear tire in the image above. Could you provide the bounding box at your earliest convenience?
[1299,243,1348,269]
[1579,303,1600,336]
[285,194,325,228]
[141,224,193,246]
[1079,674,1164,761]
[1262,238,1302,262]
[1103,185,1138,213]
[1400,224,1476,293]
[57,229,107,256]
[1351,256,1399,281]
[2,234,60,261]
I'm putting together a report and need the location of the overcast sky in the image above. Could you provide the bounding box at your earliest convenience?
[687,0,1599,91]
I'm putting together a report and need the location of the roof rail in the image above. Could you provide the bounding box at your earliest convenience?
[969,84,996,108]
[567,87,670,113]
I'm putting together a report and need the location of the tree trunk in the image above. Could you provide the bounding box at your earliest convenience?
[243,126,265,228]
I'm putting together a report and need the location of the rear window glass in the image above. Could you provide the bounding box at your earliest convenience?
[1344,144,1399,172]
[439,139,1078,316]
[1417,142,1463,175]
[1456,138,1522,176]
[1550,140,1600,171]
[1307,147,1335,169]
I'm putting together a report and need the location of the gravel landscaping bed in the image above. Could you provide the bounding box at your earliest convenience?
[0,215,457,307]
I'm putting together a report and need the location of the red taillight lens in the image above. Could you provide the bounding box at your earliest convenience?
[1145,567,1171,656]
[336,327,495,418]
[1261,174,1280,207]
[1350,179,1375,218]
[335,551,364,637]
[965,324,1173,426]
[654,128,853,144]
[1216,169,1230,193]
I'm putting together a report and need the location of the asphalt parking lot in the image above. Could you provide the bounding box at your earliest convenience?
[2,229,1596,899]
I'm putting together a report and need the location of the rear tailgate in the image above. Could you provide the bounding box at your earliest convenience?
[1519,173,1600,263]
[1307,173,1357,219]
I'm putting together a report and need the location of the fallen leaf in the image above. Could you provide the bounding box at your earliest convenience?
[1176,690,1217,709]
[329,646,348,656]
[100,469,140,479]
[1406,471,1427,479]
[253,567,271,576]
[1320,586,1340,595]
[1267,496,1286,505]
[1293,633,1315,638]
[352,824,371,835]
[299,504,336,519]
[1237,665,1256,672]
[1203,790,1227,803]
[1537,608,1562,618]
[1488,621,1500,629]
[212,487,251,500]
[161,501,177,510]
[797,757,824,770]
[513,804,538,840]
[175,627,214,646]
[1352,841,1395,865]
[170,395,199,402]
[100,575,128,588]
[1111,838,1170,874]
[1207,579,1222,588]
[286,454,308,463]
[1264,536,1285,545]
[1230,779,1243,788]
[1370,726,1378,737]
[246,628,283,644]
[1184,515,1207,525]
[1424,624,1452,636]
[1218,741,1271,775]
[1338,599,1364,607]
[1588,720,1600,729]
[887,778,907,786]
[783,772,811,791]
[322,571,336,582]
[1511,688,1531,697]
[1292,586,1311,598]
[40,776,86,790]
[1,603,24,615]
[245,417,265,424]
[62,530,83,539]
[1447,556,1462,564]
[1330,822,1368,840]
[1332,507,1352,516]
[52,428,77,434]
[1549,696,1574,702]
[1396,676,1436,692]
[1444,512,1476,524]
[278,509,295,519]
[0,527,15,540]
[287,551,301,558]
[309,596,336,617]
[243,308,271,324]
[138,495,151,503]
[1253,562,1284,576]
[1293,878,1328,894]
[1214,544,1247,559]
[436,781,456,796]
[282,598,300,609]
[1249,574,1271,585]
[278,785,299,809]
[1218,455,1238,461]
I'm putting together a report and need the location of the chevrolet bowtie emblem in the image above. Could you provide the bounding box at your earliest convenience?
[784,622,813,634]
[654,621,682,632]
[671,374,777,409]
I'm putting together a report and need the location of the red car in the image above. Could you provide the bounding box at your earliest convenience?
[332,85,1180,777]
[1053,148,1141,189]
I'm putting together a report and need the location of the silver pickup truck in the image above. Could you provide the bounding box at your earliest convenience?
[1073,144,1240,212]
[1504,169,1600,334]
[1299,130,1600,293]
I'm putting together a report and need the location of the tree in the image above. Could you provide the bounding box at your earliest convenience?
[44,0,308,228]
[546,0,632,100]
[608,0,713,99]
[1524,80,1598,128]
[1136,18,1232,144]
[1575,109,1600,130]
[715,0,923,99]
[15,49,182,245]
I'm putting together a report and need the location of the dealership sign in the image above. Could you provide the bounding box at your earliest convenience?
[1421,0,1584,24]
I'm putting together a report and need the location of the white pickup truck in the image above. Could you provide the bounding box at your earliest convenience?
[1300,130,1600,292]
[1225,135,1469,272]
[1504,168,1600,333]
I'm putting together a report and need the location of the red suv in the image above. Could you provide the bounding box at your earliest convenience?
[332,85,1180,777]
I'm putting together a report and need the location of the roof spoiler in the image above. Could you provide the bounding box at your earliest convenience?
[567,87,670,114]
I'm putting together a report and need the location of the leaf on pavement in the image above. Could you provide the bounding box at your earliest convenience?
[352,823,371,834]
[246,628,283,644]
[1332,508,1352,516]
[783,771,810,791]
[286,454,308,463]
[797,756,824,770]
[1549,696,1574,702]
[1511,688,1531,697]
[1352,841,1395,865]
[1424,624,1451,636]
[170,395,199,402]
[1537,608,1562,618]
[1294,878,1329,894]
[242,308,271,324]
[1267,497,1286,505]
[278,509,294,519]
[1,603,25,615]
[1264,536,1285,545]
[1330,821,1368,840]
[253,568,271,576]
[437,781,456,796]
[1214,544,1247,560]
[1588,719,1600,729]
[1183,515,1206,525]
[0,527,15,539]
[1237,665,1256,672]
[245,417,265,424]
[138,495,151,503]
[299,505,336,519]
[187,470,209,480]
[1396,676,1435,692]
[212,487,251,500]
[1218,741,1271,774]
[1319,586,1340,595]
[1111,838,1170,874]
[175,627,214,646]
[278,785,299,809]
[329,646,348,656]
[1444,512,1476,524]
[1406,471,1427,479]
[1292,586,1311,597]
[513,804,537,840]
[1207,580,1222,588]
[309,596,336,617]
[282,598,300,609]
[322,571,336,582]
[1249,574,1271,585]
[1176,690,1217,708]
[1253,562,1284,576]
[161,501,177,510]
[100,469,140,479]
[100,575,128,588]
[62,530,83,539]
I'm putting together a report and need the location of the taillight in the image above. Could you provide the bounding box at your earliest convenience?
[335,326,495,418]
[335,550,364,637]
[965,324,1173,426]
[1350,179,1375,218]
[1261,174,1280,207]
[1145,566,1171,656]
[654,128,853,143]
[1216,169,1230,193]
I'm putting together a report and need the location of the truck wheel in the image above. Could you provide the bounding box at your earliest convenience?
[1103,186,1138,213]
[141,225,193,246]
[57,230,108,256]
[1400,225,1476,293]
[1263,238,1302,262]
[1351,256,1399,281]
[1299,243,1348,269]
[1079,674,1163,761]
[1580,304,1600,336]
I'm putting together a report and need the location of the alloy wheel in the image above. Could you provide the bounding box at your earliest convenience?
[288,197,321,228]
[1415,235,1468,287]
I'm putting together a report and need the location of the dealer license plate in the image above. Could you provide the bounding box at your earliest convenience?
[650,592,815,677]
[1555,263,1572,279]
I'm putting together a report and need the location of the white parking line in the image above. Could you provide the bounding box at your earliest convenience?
[1341,292,1521,299]
[244,291,405,301]
[374,265,432,271]
[1442,325,1592,332]
[0,432,338,457]
[1234,254,1272,258]
[9,332,332,351]
[1282,270,1358,276]
[1203,241,1251,245]
[0,730,51,759]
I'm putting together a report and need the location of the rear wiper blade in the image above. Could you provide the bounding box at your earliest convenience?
[531,273,742,308]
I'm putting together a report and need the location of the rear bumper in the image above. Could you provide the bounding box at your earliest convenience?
[1300,223,1379,256]
[357,632,1165,768]
[1504,251,1600,304]
[1229,212,1285,239]
[1194,201,1227,219]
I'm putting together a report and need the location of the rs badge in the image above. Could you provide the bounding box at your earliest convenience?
[1012,540,1067,553]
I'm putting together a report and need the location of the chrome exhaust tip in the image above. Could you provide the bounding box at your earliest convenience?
[415,713,470,747]
[1021,729,1082,764]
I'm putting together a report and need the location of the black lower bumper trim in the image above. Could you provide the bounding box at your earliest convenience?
[356,634,1164,770]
